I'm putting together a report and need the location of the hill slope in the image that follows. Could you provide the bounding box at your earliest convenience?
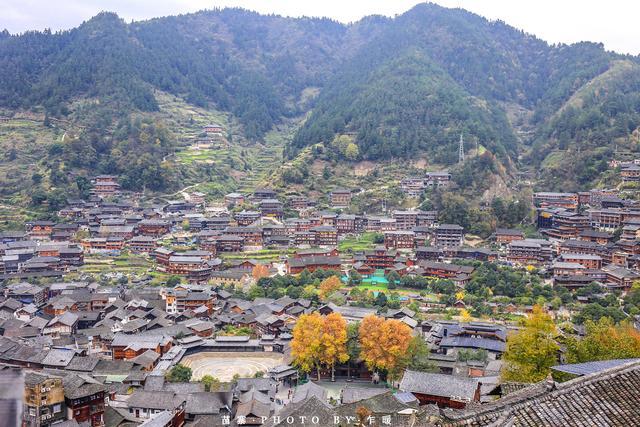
[1,3,639,203]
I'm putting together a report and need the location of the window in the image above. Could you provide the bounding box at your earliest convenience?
[53,404,61,413]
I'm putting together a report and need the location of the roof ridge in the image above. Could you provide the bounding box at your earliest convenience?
[442,360,640,424]
[553,359,640,391]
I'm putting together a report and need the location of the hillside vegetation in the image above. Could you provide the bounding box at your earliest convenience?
[1,3,639,203]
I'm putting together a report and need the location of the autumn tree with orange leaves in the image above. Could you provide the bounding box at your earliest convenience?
[359,315,413,382]
[292,312,349,381]
[321,312,349,381]
[319,275,343,300]
[291,312,325,380]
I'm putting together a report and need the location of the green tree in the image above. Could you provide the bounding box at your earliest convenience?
[386,271,401,288]
[166,275,181,287]
[346,322,360,379]
[405,336,438,372]
[166,364,192,382]
[502,305,559,383]
[201,375,220,391]
[348,270,362,286]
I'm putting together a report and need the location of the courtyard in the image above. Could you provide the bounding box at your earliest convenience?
[180,351,286,381]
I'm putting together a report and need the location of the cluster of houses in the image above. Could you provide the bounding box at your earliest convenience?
[495,189,640,292]
[610,158,640,183]
[0,273,521,427]
[400,171,452,197]
[2,270,637,426]
[4,173,640,425]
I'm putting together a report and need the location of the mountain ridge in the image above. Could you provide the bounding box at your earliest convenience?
[1,2,639,202]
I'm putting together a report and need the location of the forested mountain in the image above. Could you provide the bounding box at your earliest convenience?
[1,2,640,194]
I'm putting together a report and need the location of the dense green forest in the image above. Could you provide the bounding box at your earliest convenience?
[1,3,640,195]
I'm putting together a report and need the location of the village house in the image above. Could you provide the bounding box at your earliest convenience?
[43,312,78,337]
[579,229,614,245]
[252,188,277,201]
[215,235,244,252]
[225,192,245,207]
[110,334,172,360]
[26,221,55,239]
[309,225,338,247]
[400,177,426,197]
[91,175,120,198]
[329,188,352,208]
[434,224,464,249]
[137,219,172,236]
[287,255,342,274]
[602,265,640,291]
[287,195,312,210]
[259,199,284,220]
[126,390,186,424]
[336,214,357,234]
[81,237,125,254]
[425,171,451,187]
[61,374,106,426]
[128,235,158,253]
[494,228,524,244]
[399,370,480,408]
[209,270,253,288]
[507,239,553,264]
[224,226,263,248]
[361,247,397,271]
[384,230,415,249]
[552,261,586,277]
[23,372,66,426]
[166,255,207,275]
[418,261,474,282]
[5,282,48,306]
[587,208,625,230]
[621,164,640,182]
[533,192,579,211]
[235,210,261,226]
[164,290,216,315]
[560,253,603,269]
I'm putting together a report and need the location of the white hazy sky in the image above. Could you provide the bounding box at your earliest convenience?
[2,0,639,55]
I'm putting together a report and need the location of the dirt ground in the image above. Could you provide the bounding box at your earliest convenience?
[181,351,285,381]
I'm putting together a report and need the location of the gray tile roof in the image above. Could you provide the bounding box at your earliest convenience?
[126,390,185,410]
[340,386,387,404]
[551,358,640,377]
[440,360,640,426]
[263,396,335,427]
[399,370,479,400]
[292,381,327,403]
[439,336,506,353]
[41,348,76,367]
[61,373,106,399]
[184,391,233,415]
[235,398,271,418]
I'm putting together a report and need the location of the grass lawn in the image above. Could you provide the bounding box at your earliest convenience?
[357,283,390,292]
[219,248,294,262]
[338,232,380,252]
